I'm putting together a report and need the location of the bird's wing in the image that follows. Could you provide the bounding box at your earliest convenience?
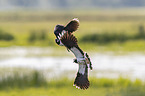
[74,64,90,89]
[64,18,79,33]
[60,32,90,89]
[60,32,78,49]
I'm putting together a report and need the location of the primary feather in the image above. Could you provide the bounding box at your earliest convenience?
[64,18,79,33]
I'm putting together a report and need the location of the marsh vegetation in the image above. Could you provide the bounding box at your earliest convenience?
[0,9,145,96]
[0,69,145,96]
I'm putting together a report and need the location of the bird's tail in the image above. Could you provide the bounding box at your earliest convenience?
[74,64,90,90]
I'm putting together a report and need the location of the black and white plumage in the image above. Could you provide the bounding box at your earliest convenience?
[61,32,92,89]
[54,18,92,90]
[54,18,79,45]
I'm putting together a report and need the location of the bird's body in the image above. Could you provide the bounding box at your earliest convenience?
[54,18,92,89]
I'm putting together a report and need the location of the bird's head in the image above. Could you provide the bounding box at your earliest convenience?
[54,24,65,38]
[54,18,79,38]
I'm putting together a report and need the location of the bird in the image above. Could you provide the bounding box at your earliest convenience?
[54,18,79,46]
[54,18,92,90]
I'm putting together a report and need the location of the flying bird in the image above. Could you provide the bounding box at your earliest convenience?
[54,18,79,45]
[54,18,92,90]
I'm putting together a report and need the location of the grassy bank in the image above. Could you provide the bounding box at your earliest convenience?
[1,86,145,96]
[0,10,145,53]
[0,70,145,96]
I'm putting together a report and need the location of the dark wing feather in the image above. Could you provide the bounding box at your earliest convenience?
[60,32,78,49]
[64,18,79,33]
[74,65,90,90]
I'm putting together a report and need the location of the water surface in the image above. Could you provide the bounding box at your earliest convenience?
[0,47,145,80]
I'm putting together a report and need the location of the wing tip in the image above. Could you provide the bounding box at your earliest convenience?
[64,18,80,33]
[73,18,79,23]
[74,72,90,90]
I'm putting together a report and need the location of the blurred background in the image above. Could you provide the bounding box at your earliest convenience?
[0,0,145,96]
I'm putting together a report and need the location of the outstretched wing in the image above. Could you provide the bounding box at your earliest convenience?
[60,32,84,58]
[74,65,89,89]
[60,32,78,49]
[60,32,90,89]
[64,18,79,33]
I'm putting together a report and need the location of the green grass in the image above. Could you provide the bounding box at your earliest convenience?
[0,69,145,96]
[0,21,145,54]
[0,10,145,53]
[0,86,144,96]
[0,87,108,96]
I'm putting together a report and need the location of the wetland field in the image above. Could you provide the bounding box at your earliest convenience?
[0,9,145,96]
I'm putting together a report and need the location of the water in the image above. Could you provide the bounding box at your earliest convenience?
[0,47,145,80]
